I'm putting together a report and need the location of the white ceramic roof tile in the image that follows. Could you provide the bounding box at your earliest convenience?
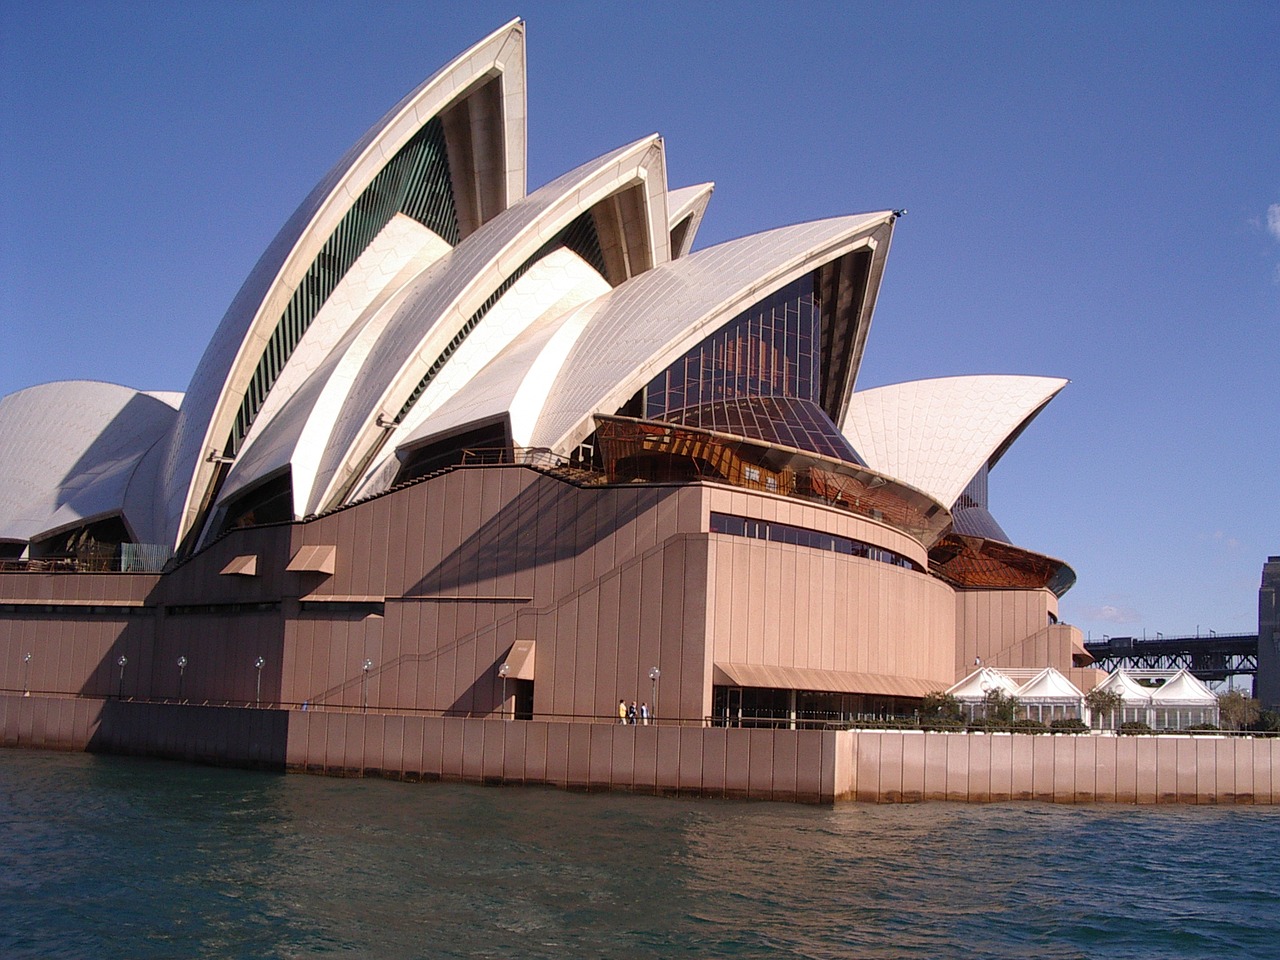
[528,212,892,453]
[841,375,1068,508]
[158,20,527,548]
[233,215,449,456]
[665,182,714,257]
[310,136,669,512]
[0,381,176,544]
[353,248,611,496]
[213,229,450,517]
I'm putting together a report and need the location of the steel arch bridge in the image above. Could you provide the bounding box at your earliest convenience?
[1083,633,1258,684]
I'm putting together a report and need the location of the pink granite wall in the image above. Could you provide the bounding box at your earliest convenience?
[3,698,1278,804]
[850,730,1279,803]
[284,712,842,803]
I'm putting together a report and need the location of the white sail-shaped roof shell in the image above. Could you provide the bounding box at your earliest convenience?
[0,382,178,547]
[841,375,1068,508]
[666,182,714,257]
[157,19,528,548]
[526,212,895,456]
[386,213,894,472]
[306,135,671,513]
[211,215,453,519]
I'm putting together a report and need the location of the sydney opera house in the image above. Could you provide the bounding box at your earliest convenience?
[0,21,1093,766]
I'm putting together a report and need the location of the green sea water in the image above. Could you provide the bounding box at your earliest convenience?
[1,749,1276,959]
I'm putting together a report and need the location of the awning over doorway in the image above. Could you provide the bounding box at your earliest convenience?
[712,662,937,698]
[501,640,536,680]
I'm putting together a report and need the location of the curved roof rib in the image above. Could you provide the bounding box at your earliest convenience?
[158,20,527,550]
[0,382,178,547]
[209,215,452,528]
[666,182,714,258]
[308,135,672,514]
[526,212,895,456]
[841,375,1068,509]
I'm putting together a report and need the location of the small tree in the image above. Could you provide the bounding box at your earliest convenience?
[983,688,1020,726]
[1085,688,1126,730]
[920,691,963,722]
[1217,690,1261,731]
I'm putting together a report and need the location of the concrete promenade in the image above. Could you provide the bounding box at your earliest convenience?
[3,694,1277,804]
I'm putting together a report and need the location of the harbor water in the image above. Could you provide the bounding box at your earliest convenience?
[2,749,1276,959]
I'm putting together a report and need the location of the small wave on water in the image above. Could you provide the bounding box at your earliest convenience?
[2,750,1278,959]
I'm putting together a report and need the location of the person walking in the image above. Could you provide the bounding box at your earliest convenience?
[639,702,650,725]
[618,699,628,724]
[627,701,638,724]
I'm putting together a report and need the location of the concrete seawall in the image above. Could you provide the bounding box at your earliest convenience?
[3,695,1277,804]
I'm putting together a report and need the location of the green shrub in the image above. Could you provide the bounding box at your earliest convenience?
[1119,720,1151,735]
[1011,718,1048,734]
[1186,722,1219,732]
[1050,717,1089,733]
[920,717,965,731]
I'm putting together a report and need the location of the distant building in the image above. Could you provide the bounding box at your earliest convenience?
[1257,556,1280,708]
[0,21,1090,728]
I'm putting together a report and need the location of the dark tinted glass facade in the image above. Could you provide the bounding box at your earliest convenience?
[646,276,820,415]
[710,512,921,572]
[640,275,862,464]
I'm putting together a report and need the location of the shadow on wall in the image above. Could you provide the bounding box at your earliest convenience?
[86,699,289,770]
[44,392,178,544]
[409,475,679,596]
[78,606,288,707]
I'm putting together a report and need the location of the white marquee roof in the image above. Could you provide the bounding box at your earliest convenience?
[1093,669,1154,704]
[1150,669,1218,705]
[1014,666,1083,701]
[946,666,1021,699]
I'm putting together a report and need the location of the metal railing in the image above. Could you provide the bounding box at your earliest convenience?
[4,688,1273,736]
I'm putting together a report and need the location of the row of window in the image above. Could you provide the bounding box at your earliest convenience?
[166,602,281,617]
[709,512,921,572]
[0,604,151,617]
[2,600,383,618]
[298,601,385,616]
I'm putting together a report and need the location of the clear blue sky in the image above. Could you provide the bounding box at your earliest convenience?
[2,1,1277,640]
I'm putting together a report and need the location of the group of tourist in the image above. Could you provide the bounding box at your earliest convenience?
[618,700,652,724]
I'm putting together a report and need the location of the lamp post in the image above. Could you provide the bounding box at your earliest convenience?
[498,662,510,720]
[177,656,187,702]
[22,652,31,697]
[362,658,373,712]
[649,666,661,723]
[254,656,265,707]
[116,655,128,699]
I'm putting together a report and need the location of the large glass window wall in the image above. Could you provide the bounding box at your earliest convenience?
[637,276,863,465]
[646,276,820,416]
[710,512,921,572]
